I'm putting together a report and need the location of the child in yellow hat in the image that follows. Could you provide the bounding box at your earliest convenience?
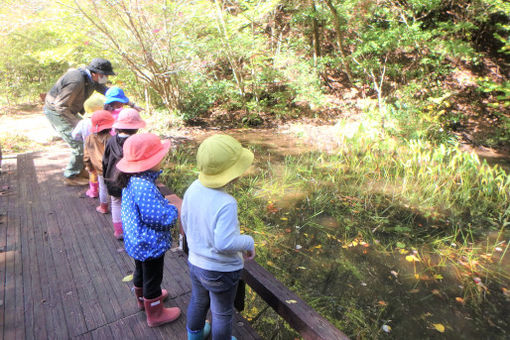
[72,92,105,197]
[181,134,256,340]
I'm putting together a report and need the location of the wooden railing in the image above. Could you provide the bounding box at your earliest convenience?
[157,183,349,340]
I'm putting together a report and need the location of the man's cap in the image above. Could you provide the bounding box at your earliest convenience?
[87,58,115,76]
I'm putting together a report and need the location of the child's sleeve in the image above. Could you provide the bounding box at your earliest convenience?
[102,141,110,176]
[136,181,178,231]
[213,202,254,253]
[71,121,83,141]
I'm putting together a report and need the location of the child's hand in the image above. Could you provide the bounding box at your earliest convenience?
[165,194,182,209]
[244,248,256,261]
[165,194,182,217]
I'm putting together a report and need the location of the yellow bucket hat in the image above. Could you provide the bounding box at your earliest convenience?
[197,134,254,188]
[84,92,106,114]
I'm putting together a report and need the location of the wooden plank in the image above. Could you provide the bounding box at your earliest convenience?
[19,154,69,339]
[18,161,43,340]
[17,155,49,339]
[47,184,111,331]
[3,159,18,339]
[0,161,16,339]
[107,315,137,340]
[0,161,12,339]
[67,196,136,320]
[35,169,88,336]
[13,166,25,340]
[89,322,114,340]
[243,260,349,340]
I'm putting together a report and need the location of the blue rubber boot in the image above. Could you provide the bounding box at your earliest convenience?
[187,321,211,340]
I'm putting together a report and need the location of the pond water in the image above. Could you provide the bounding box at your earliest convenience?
[166,128,510,339]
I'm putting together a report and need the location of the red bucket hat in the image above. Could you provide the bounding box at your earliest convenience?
[112,108,146,130]
[116,133,171,173]
[91,110,115,133]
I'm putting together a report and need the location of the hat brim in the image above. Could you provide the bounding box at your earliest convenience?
[112,120,146,130]
[93,122,114,133]
[104,96,129,105]
[116,140,170,173]
[199,147,254,188]
[88,66,116,76]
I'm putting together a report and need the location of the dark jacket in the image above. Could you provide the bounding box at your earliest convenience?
[103,134,129,197]
[44,68,108,124]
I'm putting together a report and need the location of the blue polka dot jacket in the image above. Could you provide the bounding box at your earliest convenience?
[121,170,178,261]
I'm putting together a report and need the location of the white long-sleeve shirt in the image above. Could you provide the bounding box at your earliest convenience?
[182,179,254,272]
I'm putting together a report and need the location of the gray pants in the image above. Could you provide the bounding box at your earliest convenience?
[44,107,83,178]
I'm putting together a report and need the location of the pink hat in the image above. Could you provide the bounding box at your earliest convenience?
[91,110,115,133]
[116,133,171,173]
[112,108,146,130]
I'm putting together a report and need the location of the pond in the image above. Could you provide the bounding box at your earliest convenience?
[162,127,510,339]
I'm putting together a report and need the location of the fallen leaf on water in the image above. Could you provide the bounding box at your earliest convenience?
[266,202,278,213]
[455,297,465,304]
[285,299,297,304]
[382,324,392,333]
[432,323,445,333]
[122,274,133,282]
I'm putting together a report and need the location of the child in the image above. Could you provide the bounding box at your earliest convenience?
[84,110,114,214]
[104,86,130,121]
[181,134,256,340]
[116,133,181,327]
[72,93,105,197]
[102,108,146,240]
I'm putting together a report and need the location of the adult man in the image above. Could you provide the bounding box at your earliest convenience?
[44,58,114,186]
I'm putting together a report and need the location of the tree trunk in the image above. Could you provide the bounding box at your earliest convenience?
[311,0,321,67]
[323,0,354,85]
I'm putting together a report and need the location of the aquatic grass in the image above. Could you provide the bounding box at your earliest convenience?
[160,128,510,338]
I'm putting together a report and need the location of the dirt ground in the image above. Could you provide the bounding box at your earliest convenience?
[0,104,60,145]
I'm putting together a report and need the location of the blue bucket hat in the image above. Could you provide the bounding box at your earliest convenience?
[104,87,129,105]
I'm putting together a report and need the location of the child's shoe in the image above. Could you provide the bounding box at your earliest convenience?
[134,286,169,310]
[86,181,99,198]
[96,203,109,214]
[144,295,180,327]
[187,321,211,340]
[113,222,124,240]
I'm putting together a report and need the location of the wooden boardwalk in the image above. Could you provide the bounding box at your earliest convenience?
[0,150,260,340]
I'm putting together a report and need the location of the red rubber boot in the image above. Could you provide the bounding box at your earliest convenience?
[134,287,169,310]
[144,295,180,327]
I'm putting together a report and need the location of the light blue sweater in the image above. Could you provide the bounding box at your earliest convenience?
[182,179,254,272]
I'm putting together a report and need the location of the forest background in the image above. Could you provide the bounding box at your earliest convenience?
[1,0,510,339]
